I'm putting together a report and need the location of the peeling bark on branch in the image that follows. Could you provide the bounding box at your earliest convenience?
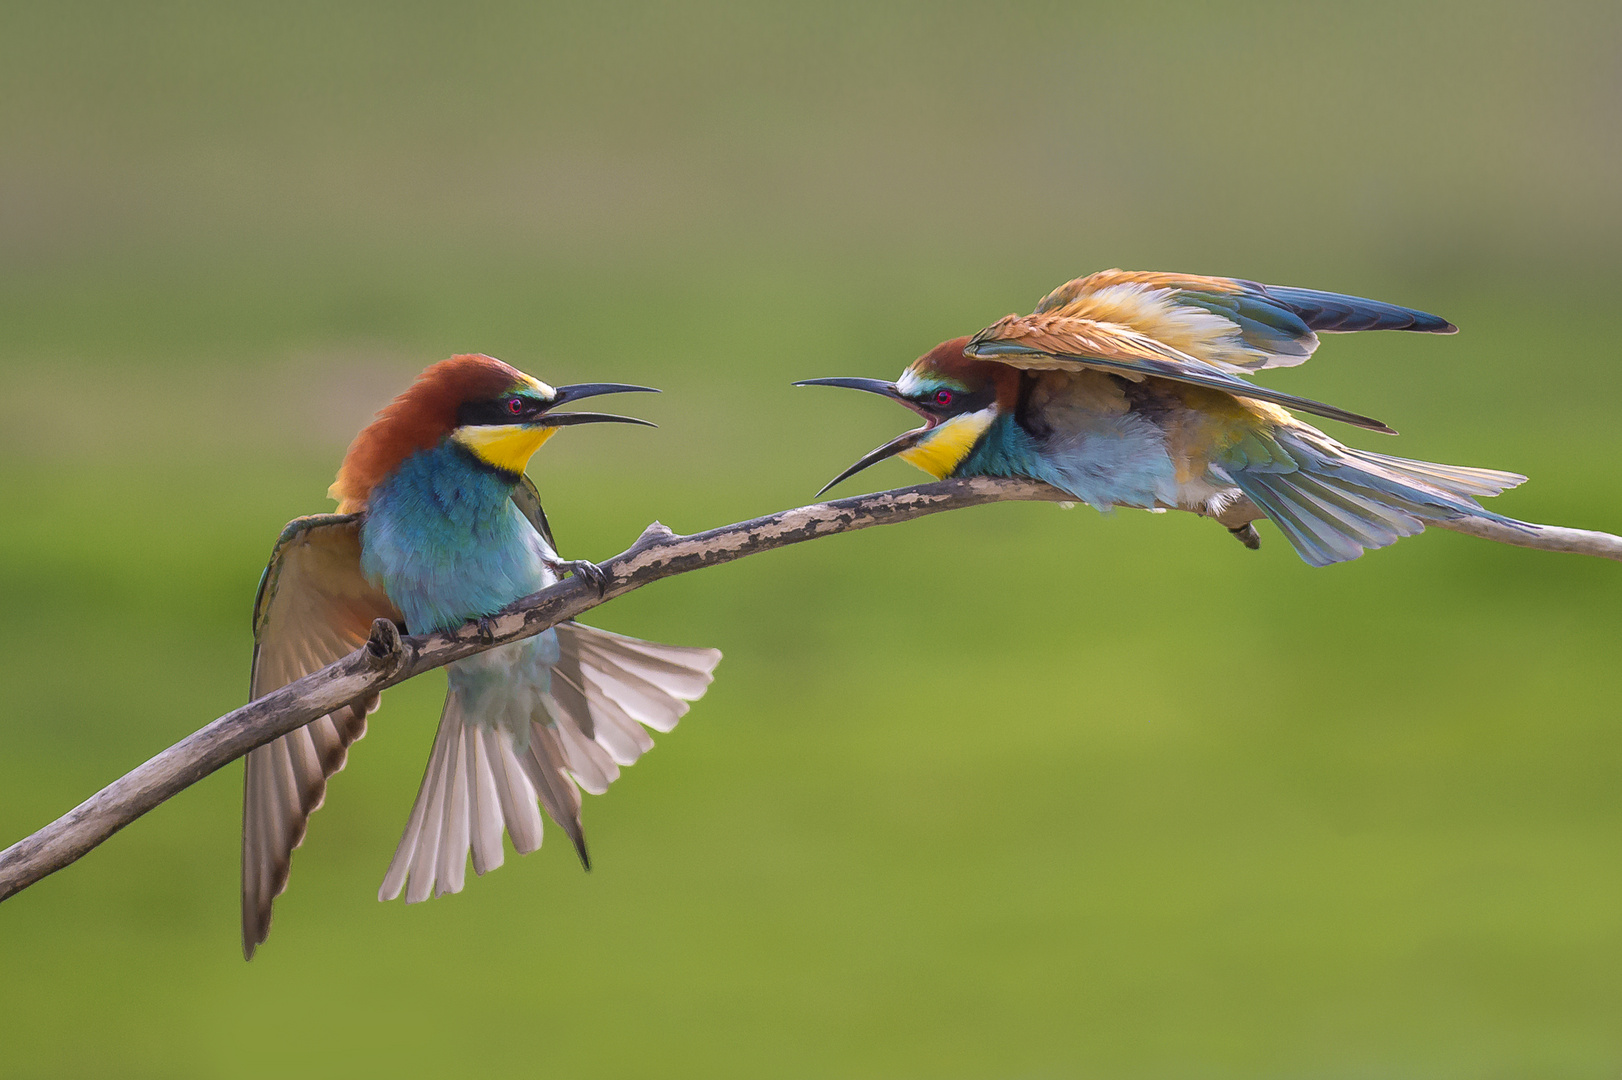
[0,477,1617,902]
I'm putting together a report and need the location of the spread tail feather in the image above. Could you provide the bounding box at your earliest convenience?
[1225,430,1528,567]
[379,624,721,903]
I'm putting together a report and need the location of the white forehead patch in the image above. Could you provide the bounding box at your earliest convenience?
[520,372,557,398]
[895,369,924,396]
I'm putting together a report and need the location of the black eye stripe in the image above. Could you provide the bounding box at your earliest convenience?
[456,395,546,427]
[911,385,993,415]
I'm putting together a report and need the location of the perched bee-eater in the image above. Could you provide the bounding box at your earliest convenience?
[800,269,1526,565]
[243,354,721,958]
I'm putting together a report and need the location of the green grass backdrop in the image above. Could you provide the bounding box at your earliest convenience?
[2,2,1620,1076]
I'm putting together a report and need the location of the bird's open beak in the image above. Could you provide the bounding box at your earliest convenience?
[795,377,928,496]
[540,382,660,428]
[793,377,903,400]
[812,428,928,497]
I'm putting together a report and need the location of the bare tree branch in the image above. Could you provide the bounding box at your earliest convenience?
[1,477,1617,902]
[1429,514,1622,559]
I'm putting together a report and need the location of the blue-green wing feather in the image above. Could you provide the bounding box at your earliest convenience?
[1239,282,1456,335]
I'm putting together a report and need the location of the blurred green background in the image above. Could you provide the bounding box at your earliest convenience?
[2,1,1620,1076]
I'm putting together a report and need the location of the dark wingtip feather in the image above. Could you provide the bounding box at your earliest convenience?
[1258,284,1457,337]
[1404,310,1458,335]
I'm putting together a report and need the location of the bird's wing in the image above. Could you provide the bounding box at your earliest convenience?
[509,473,557,553]
[968,307,1394,434]
[242,513,403,959]
[964,268,1455,433]
[1024,269,1456,373]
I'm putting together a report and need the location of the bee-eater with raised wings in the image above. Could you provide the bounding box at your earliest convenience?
[242,354,721,958]
[800,270,1527,565]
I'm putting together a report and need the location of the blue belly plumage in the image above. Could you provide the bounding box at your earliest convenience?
[359,439,561,720]
[960,411,1176,511]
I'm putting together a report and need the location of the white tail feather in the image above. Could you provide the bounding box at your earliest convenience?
[379,623,721,903]
[483,726,542,854]
[553,714,619,794]
[437,727,470,897]
[466,726,505,876]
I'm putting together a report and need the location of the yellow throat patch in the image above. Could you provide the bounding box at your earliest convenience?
[897,408,995,479]
[452,423,558,475]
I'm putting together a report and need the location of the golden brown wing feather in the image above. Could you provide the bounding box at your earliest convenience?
[1031,269,1453,365]
[241,514,403,959]
[966,268,1456,433]
[967,308,1395,434]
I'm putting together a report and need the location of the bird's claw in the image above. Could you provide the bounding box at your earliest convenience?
[1228,523,1262,550]
[476,615,497,644]
[548,557,609,594]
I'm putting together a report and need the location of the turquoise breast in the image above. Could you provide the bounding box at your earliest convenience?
[959,410,1175,511]
[360,441,552,633]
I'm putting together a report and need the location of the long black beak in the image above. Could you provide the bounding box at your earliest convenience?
[542,382,659,427]
[538,411,656,428]
[813,427,927,497]
[793,377,902,400]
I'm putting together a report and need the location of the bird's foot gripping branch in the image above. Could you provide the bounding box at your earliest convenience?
[1,477,1618,908]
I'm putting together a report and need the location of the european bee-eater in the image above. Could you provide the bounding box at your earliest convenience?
[800,269,1526,565]
[243,354,721,958]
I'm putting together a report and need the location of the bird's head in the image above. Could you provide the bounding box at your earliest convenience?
[795,337,1015,495]
[329,354,656,511]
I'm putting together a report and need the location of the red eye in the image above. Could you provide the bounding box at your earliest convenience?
[505,397,525,416]
[933,389,954,407]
